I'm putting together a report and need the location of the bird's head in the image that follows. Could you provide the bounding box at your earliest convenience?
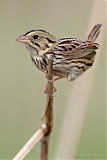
[17,30,58,56]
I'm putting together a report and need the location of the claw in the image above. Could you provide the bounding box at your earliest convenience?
[45,71,54,82]
[44,84,57,96]
[45,71,63,82]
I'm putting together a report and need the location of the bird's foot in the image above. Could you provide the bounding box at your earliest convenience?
[45,71,54,82]
[44,84,57,96]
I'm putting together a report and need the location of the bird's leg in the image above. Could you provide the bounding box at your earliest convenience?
[53,77,62,81]
[54,70,77,81]
[45,70,67,95]
[53,70,68,79]
[44,83,57,96]
[45,71,54,82]
[45,68,67,82]
[45,71,63,82]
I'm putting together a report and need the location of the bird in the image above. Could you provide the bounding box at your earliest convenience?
[17,24,102,93]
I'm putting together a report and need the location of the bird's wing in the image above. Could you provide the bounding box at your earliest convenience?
[54,38,99,59]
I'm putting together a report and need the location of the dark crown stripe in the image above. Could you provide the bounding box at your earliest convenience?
[25,30,36,35]
[46,38,56,43]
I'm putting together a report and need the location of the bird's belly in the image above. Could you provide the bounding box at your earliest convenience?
[30,55,94,81]
[53,59,93,80]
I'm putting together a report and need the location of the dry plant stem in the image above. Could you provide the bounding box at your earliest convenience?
[13,123,47,160]
[13,59,53,160]
[40,58,53,160]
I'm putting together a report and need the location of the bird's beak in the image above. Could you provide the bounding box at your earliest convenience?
[16,35,30,43]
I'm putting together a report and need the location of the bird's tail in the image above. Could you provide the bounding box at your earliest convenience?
[87,24,102,42]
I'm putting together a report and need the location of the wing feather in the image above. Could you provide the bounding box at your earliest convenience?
[54,38,99,59]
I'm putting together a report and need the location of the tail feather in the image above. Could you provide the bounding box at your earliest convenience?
[87,24,102,42]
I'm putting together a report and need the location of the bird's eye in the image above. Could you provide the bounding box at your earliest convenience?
[33,35,39,39]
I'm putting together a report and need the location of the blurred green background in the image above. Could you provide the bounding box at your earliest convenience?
[0,0,106,160]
